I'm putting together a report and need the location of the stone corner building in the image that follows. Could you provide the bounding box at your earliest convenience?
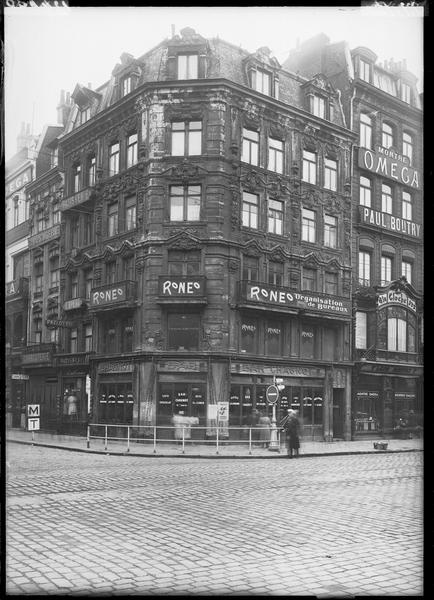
[14,27,422,442]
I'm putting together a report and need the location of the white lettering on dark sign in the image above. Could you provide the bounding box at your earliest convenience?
[92,287,124,305]
[361,207,421,238]
[162,280,201,295]
[377,290,416,313]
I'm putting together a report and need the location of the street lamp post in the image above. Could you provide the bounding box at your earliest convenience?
[266,378,281,452]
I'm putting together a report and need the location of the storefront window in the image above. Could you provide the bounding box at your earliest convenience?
[301,324,316,358]
[353,392,380,432]
[157,382,206,426]
[98,381,133,424]
[266,321,282,356]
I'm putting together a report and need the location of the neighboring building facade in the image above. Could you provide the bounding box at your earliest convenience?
[57,28,356,440]
[285,35,423,436]
[5,123,38,427]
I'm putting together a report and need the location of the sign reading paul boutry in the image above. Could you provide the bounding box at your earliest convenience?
[358,146,420,189]
[241,282,351,316]
[359,207,422,239]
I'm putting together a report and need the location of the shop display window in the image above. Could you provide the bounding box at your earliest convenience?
[241,318,257,353]
[157,382,206,426]
[98,381,134,424]
[168,313,200,351]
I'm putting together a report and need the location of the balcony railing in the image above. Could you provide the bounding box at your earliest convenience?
[21,343,58,366]
[89,280,137,311]
[60,187,93,212]
[355,347,421,364]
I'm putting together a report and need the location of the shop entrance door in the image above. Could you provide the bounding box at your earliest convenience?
[333,390,344,439]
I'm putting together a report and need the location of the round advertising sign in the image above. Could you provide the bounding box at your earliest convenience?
[266,385,279,404]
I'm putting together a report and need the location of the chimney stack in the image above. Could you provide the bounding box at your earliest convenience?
[57,89,72,126]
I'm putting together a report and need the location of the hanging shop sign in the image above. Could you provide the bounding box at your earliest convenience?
[358,146,420,189]
[359,207,421,238]
[46,318,73,328]
[241,282,351,316]
[377,290,416,313]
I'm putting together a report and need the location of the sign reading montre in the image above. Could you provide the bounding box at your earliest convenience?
[358,146,420,189]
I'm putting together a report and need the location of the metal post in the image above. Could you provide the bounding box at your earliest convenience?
[248,426,252,455]
[216,425,219,455]
[86,425,90,449]
[104,425,108,451]
[127,426,130,452]
[153,426,157,454]
[268,400,280,452]
[182,426,185,454]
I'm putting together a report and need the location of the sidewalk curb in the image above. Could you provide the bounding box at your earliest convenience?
[6,438,423,459]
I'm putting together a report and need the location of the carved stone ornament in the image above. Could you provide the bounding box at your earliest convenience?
[268,247,286,263]
[101,172,140,201]
[243,241,263,258]
[231,188,240,231]
[320,194,342,213]
[241,170,266,190]
[267,176,290,197]
[242,98,263,123]
[228,259,239,273]
[167,231,201,250]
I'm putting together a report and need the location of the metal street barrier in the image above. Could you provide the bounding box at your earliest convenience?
[86,424,282,455]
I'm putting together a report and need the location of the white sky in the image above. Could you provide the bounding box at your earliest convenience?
[4,5,424,160]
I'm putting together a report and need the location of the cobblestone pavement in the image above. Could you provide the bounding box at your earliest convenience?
[6,444,423,596]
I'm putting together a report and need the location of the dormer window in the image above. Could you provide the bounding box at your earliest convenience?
[401,81,411,104]
[122,76,132,97]
[359,58,371,83]
[311,95,326,119]
[252,68,271,95]
[177,54,198,80]
[80,107,90,125]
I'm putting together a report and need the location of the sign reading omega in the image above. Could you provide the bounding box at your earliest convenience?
[358,146,420,189]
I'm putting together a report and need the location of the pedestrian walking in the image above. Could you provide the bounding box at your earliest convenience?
[280,409,300,458]
[257,411,271,448]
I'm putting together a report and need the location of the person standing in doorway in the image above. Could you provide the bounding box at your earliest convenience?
[281,409,300,458]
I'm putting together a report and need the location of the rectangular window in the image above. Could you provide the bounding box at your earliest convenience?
[83,213,94,245]
[268,138,283,173]
[125,196,137,230]
[301,324,316,359]
[388,316,407,352]
[401,82,411,104]
[242,192,259,229]
[359,59,370,82]
[268,199,283,235]
[171,121,202,156]
[88,155,96,186]
[324,215,337,248]
[169,185,201,221]
[168,250,201,276]
[358,251,371,286]
[70,328,78,353]
[266,321,282,356]
[36,210,45,233]
[402,132,413,165]
[71,216,79,247]
[177,54,198,79]
[102,321,116,354]
[73,164,81,193]
[268,261,283,286]
[302,150,316,184]
[84,324,93,352]
[312,95,325,118]
[302,268,316,291]
[402,191,412,221]
[242,256,259,282]
[324,158,337,191]
[13,198,20,227]
[302,208,316,243]
[53,202,61,224]
[35,263,43,292]
[127,133,138,168]
[360,176,372,207]
[402,260,412,284]
[122,76,132,96]
[381,255,392,285]
[382,123,394,149]
[241,318,257,354]
[121,316,134,353]
[242,129,259,165]
[253,69,271,95]
[34,318,43,344]
[109,142,120,176]
[360,114,372,149]
[106,261,116,284]
[355,311,367,349]
[123,255,135,281]
[108,202,118,236]
[168,313,200,351]
[71,272,79,298]
[324,271,338,295]
[85,269,93,299]
[80,107,90,125]
[50,258,60,287]
[381,184,393,214]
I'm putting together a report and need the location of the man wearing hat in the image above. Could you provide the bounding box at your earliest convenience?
[280,409,300,458]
